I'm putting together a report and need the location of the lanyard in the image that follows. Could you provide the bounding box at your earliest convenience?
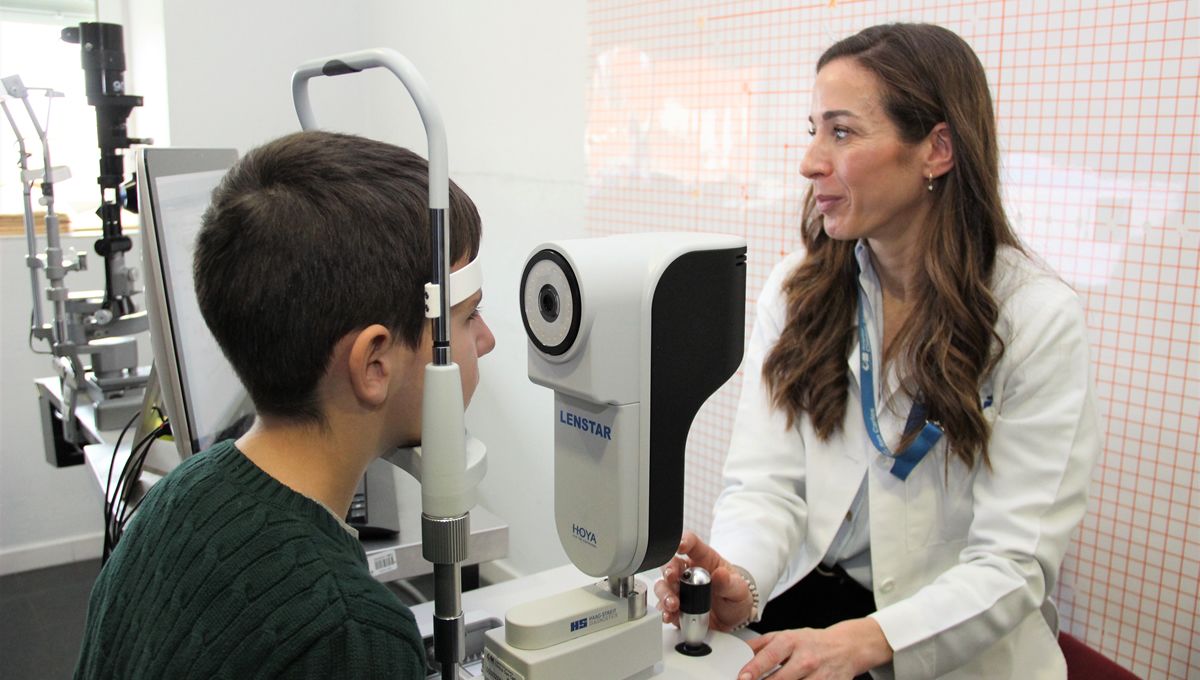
[856,289,944,480]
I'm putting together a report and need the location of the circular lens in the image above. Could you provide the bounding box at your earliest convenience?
[520,249,581,356]
[538,284,560,322]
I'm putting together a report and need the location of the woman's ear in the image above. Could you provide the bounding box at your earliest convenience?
[346,324,396,408]
[926,122,955,180]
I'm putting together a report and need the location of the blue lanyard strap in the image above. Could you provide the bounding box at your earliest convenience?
[856,289,943,481]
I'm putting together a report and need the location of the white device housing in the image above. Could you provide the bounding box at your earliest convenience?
[486,233,746,680]
[520,232,746,578]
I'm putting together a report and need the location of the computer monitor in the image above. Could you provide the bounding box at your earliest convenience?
[137,147,252,459]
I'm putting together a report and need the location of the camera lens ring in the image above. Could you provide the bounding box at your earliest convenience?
[538,284,560,323]
[520,249,581,356]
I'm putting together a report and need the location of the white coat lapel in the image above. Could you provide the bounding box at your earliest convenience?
[804,426,868,559]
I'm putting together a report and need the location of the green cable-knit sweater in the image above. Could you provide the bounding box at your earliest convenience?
[74,439,427,679]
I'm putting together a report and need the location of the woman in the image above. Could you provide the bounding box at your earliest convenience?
[655,23,1100,680]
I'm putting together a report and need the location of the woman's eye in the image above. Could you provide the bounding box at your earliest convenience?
[808,125,849,139]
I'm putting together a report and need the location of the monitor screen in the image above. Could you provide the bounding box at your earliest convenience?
[137,147,253,458]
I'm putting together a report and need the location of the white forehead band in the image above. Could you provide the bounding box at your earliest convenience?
[424,256,482,318]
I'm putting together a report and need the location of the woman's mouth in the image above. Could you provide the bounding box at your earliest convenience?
[814,195,842,213]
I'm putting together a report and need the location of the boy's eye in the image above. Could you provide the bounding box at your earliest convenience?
[807,125,816,136]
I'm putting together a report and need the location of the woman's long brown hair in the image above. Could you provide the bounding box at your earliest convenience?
[764,24,1023,470]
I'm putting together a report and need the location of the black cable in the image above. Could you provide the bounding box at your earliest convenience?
[117,423,167,538]
[108,430,152,553]
[115,426,161,528]
[103,410,141,563]
[106,416,164,558]
[111,424,160,541]
[111,420,171,549]
[102,406,174,559]
[116,434,164,535]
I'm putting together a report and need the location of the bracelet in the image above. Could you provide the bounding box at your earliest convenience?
[729,564,760,631]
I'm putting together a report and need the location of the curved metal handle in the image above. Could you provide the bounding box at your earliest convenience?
[292,47,454,367]
[292,48,448,209]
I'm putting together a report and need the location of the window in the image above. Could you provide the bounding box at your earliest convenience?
[1,9,106,230]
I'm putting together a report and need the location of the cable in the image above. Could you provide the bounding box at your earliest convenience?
[114,419,174,542]
[106,425,151,560]
[27,311,53,355]
[102,410,141,563]
[103,410,169,560]
[108,424,159,555]
[115,421,170,539]
[110,424,161,537]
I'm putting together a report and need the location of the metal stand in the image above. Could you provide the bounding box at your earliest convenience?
[292,49,483,680]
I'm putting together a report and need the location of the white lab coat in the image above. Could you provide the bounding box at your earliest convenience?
[710,243,1101,679]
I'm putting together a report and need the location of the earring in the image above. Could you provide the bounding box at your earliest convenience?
[926,173,934,192]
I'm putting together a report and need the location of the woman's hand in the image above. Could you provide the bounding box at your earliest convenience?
[653,530,754,631]
[737,618,893,680]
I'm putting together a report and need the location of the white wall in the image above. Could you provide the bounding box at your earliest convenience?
[359,1,588,578]
[0,0,586,577]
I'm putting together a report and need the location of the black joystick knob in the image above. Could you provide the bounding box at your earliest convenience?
[675,566,713,657]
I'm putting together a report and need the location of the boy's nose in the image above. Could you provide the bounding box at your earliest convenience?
[478,320,496,356]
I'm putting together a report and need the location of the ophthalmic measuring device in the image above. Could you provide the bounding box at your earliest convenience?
[4,23,153,466]
[482,233,754,679]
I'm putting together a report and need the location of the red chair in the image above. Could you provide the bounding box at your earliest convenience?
[1059,632,1142,679]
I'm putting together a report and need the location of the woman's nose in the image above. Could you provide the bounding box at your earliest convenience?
[799,138,828,180]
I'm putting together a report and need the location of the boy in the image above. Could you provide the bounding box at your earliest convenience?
[74,130,494,678]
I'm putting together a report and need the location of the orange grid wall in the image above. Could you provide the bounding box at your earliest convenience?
[584,1,1198,678]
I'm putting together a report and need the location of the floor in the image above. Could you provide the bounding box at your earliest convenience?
[0,559,98,680]
[0,559,435,680]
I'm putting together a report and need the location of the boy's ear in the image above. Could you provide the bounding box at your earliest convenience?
[346,324,400,408]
